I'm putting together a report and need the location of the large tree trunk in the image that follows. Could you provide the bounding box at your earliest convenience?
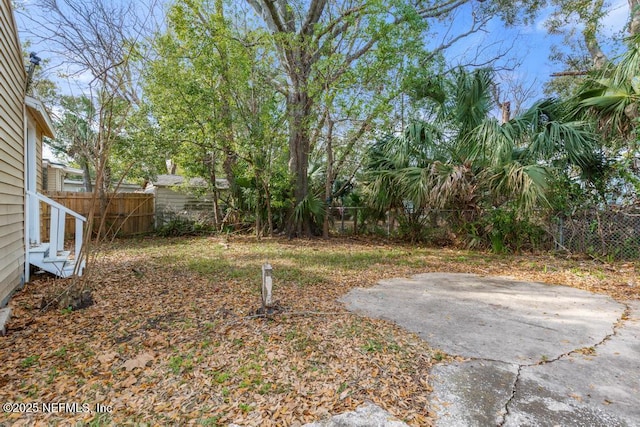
[585,35,607,70]
[322,118,334,239]
[501,101,511,124]
[208,153,222,227]
[81,159,93,192]
[584,0,608,69]
[255,191,262,239]
[265,184,273,236]
[245,0,323,237]
[287,86,312,236]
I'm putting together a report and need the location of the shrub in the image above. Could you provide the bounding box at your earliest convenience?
[464,207,547,253]
[156,217,215,237]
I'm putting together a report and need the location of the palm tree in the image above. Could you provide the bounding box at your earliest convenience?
[575,34,640,146]
[365,68,601,243]
[572,33,640,204]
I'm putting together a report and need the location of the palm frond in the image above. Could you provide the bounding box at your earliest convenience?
[612,33,640,87]
[466,118,514,167]
[487,163,550,213]
[452,68,494,132]
[293,193,325,226]
[397,166,437,209]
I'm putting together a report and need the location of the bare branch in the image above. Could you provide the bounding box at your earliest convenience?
[246,0,288,33]
[417,0,470,18]
[314,4,367,41]
[442,29,520,74]
[302,0,327,35]
[424,10,491,64]
[21,0,158,104]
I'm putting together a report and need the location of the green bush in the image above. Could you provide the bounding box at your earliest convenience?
[464,207,547,253]
[156,217,215,237]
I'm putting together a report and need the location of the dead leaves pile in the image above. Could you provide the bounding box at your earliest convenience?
[0,236,637,426]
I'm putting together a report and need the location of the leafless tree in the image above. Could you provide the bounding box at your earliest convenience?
[17,0,160,292]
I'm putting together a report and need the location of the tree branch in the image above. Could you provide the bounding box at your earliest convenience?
[246,0,287,33]
[551,71,589,77]
[314,4,367,41]
[277,0,296,32]
[417,0,470,18]
[302,0,328,35]
[423,12,491,63]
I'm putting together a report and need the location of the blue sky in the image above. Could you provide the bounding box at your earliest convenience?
[19,0,631,163]
[17,0,631,108]
[428,0,630,105]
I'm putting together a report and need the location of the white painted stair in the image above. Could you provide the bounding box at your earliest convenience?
[26,192,86,281]
[29,243,85,278]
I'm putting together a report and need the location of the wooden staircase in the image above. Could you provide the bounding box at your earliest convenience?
[26,191,86,280]
[28,243,84,278]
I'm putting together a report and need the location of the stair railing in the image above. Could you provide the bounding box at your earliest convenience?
[27,191,86,265]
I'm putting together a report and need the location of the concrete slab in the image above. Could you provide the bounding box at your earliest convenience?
[340,273,639,426]
[504,372,630,427]
[341,273,624,364]
[504,300,640,427]
[302,403,409,427]
[430,360,518,426]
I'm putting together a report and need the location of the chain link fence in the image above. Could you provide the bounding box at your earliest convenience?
[552,209,640,260]
[327,206,640,260]
[326,207,371,235]
[326,207,484,242]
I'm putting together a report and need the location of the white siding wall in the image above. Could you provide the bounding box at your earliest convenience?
[45,167,63,193]
[35,127,43,192]
[155,188,215,224]
[156,188,190,214]
[0,0,26,306]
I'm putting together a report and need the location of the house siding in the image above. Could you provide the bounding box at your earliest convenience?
[156,188,191,213]
[154,187,215,225]
[155,188,190,223]
[35,126,43,192]
[46,167,63,193]
[0,0,26,306]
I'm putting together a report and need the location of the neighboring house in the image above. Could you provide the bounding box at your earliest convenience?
[44,155,142,193]
[42,158,84,193]
[144,174,228,225]
[1,0,85,313]
[63,179,142,193]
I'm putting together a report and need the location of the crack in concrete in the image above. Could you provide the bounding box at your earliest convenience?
[534,302,630,367]
[496,362,522,427]
[492,302,631,427]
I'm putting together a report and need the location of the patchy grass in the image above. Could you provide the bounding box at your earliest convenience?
[1,235,638,426]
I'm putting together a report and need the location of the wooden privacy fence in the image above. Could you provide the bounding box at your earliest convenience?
[41,192,155,238]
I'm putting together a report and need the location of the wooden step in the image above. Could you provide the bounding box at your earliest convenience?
[43,250,71,263]
[28,244,85,279]
[29,243,50,255]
